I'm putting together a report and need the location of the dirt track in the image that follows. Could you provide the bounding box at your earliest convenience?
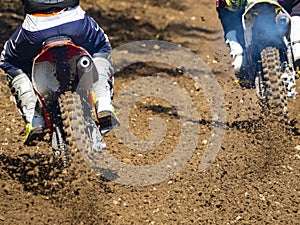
[0,0,299,224]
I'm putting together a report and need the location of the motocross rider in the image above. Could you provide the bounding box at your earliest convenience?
[217,0,300,76]
[0,0,120,144]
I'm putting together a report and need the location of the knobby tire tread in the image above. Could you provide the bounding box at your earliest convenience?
[261,47,288,121]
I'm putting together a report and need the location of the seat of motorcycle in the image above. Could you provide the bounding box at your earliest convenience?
[42,35,72,46]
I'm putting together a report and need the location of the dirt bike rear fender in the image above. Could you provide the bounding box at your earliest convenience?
[31,37,99,131]
[31,37,98,103]
[242,0,291,49]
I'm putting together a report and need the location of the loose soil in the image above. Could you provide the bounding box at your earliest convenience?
[0,0,299,224]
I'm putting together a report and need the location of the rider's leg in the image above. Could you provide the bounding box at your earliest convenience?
[218,7,245,74]
[92,54,120,134]
[291,15,300,73]
[225,30,244,74]
[10,72,45,144]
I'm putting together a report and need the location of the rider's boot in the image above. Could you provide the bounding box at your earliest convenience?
[291,16,300,77]
[10,72,45,144]
[92,54,120,134]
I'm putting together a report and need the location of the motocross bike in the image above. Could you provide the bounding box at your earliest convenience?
[32,36,105,166]
[241,0,297,120]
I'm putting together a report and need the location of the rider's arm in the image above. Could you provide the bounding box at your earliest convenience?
[0,26,32,79]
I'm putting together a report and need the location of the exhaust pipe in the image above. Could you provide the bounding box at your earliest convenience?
[77,55,93,73]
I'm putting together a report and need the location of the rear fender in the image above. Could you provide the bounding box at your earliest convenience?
[31,39,98,106]
[242,0,291,48]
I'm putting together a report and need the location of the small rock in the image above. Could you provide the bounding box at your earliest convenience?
[3,185,10,195]
[194,82,200,91]
[113,200,118,205]
[274,201,282,206]
[259,194,266,201]
[295,145,300,151]
[153,45,160,50]
[236,215,242,221]
[134,15,141,20]
[122,158,131,163]
[152,208,160,213]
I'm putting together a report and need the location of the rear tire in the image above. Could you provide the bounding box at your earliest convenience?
[260,47,288,121]
[58,91,90,164]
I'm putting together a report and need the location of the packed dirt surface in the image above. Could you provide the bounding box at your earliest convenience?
[0,0,299,224]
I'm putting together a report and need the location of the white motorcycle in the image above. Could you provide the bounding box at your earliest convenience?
[242,0,297,120]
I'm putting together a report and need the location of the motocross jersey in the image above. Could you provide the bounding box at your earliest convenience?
[21,0,79,14]
[0,6,111,78]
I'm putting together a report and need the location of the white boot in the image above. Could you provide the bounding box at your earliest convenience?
[291,16,300,71]
[10,73,45,143]
[92,56,120,134]
[225,30,244,74]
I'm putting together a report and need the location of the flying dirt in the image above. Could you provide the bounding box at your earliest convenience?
[0,0,299,224]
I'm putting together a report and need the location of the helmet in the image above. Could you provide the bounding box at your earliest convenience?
[21,0,79,14]
[225,0,247,11]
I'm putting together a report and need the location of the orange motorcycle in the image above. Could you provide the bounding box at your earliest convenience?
[32,36,105,166]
